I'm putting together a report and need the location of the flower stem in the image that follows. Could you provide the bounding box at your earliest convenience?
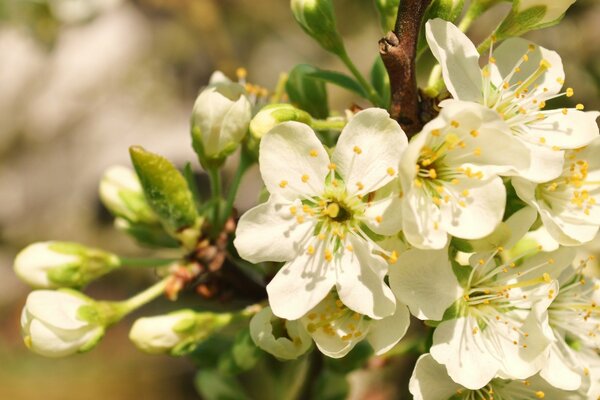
[117,277,170,316]
[220,148,253,229]
[310,118,346,131]
[118,257,177,268]
[207,166,222,232]
[338,51,383,107]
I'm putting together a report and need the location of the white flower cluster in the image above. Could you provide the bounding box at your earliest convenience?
[234,18,600,399]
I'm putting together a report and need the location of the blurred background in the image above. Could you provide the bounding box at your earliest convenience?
[0,0,599,398]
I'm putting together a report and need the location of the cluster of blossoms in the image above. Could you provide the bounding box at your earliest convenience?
[11,0,600,398]
[234,17,600,399]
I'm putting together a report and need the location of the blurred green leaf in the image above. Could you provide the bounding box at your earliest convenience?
[219,329,261,375]
[195,369,250,400]
[286,64,329,119]
[370,57,391,108]
[307,69,369,99]
[374,0,400,32]
[311,369,349,400]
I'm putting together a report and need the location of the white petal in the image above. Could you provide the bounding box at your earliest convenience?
[335,235,396,319]
[332,108,407,196]
[425,19,483,103]
[409,354,464,400]
[430,317,499,390]
[259,121,329,200]
[540,341,583,391]
[517,143,565,183]
[389,248,462,321]
[28,319,85,358]
[249,307,312,360]
[267,252,336,320]
[526,110,599,150]
[234,195,314,263]
[402,190,448,250]
[363,193,403,236]
[440,177,506,240]
[494,37,564,99]
[504,205,539,249]
[367,301,410,355]
[26,290,89,330]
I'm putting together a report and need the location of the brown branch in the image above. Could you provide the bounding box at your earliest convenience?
[379,0,432,136]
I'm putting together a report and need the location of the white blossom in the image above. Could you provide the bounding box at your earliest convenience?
[300,291,409,358]
[399,100,531,249]
[409,353,584,400]
[249,307,312,360]
[426,18,599,183]
[129,310,197,355]
[513,137,600,246]
[235,108,407,320]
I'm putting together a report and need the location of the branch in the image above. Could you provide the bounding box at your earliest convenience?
[379,0,432,136]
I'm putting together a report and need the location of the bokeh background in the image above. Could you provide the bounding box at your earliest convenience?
[1,0,599,398]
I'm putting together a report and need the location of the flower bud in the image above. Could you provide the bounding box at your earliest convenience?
[249,307,312,360]
[290,0,346,56]
[21,290,106,358]
[99,165,158,225]
[14,242,120,289]
[129,146,203,249]
[191,82,252,167]
[515,0,576,26]
[130,310,233,355]
[374,0,399,32]
[249,104,312,139]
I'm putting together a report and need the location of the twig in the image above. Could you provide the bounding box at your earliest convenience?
[379,0,432,136]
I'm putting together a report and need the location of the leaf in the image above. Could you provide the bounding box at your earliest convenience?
[307,69,369,99]
[311,369,350,400]
[129,146,200,235]
[370,57,391,108]
[195,369,250,400]
[286,64,329,119]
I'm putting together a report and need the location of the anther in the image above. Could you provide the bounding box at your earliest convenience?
[353,146,362,154]
[279,180,288,188]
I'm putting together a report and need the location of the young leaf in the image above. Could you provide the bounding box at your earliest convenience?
[286,64,329,119]
[370,57,391,108]
[307,69,369,99]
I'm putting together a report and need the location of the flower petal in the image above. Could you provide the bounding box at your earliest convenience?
[409,354,463,400]
[425,19,483,103]
[389,248,462,321]
[367,301,410,355]
[332,108,407,196]
[26,290,88,330]
[363,192,403,235]
[440,177,505,240]
[540,341,583,391]
[267,251,336,320]
[259,121,329,200]
[430,317,499,390]
[402,190,448,249]
[234,195,315,263]
[526,110,599,150]
[493,37,564,99]
[335,235,396,319]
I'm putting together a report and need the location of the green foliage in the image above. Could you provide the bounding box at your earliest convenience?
[195,369,251,400]
[286,64,330,119]
[311,369,350,400]
[308,68,369,99]
[370,57,391,109]
[291,0,346,56]
[417,0,465,57]
[373,0,400,32]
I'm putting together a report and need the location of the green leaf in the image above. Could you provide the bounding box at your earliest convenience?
[129,146,200,235]
[311,369,349,400]
[115,219,180,248]
[307,69,369,99]
[495,6,546,39]
[219,329,262,375]
[374,0,400,32]
[370,57,391,108]
[195,369,250,400]
[286,64,329,119]
[183,162,203,210]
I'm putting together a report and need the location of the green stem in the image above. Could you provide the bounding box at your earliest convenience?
[207,166,222,231]
[311,118,346,131]
[117,277,170,316]
[338,51,383,107]
[118,257,177,268]
[220,149,253,229]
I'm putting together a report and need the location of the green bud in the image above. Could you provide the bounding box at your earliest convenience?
[374,0,399,32]
[290,0,346,56]
[191,81,252,168]
[129,146,202,248]
[114,218,180,248]
[285,64,329,119]
[249,104,312,139]
[417,0,465,57]
[129,310,233,356]
[14,241,120,289]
